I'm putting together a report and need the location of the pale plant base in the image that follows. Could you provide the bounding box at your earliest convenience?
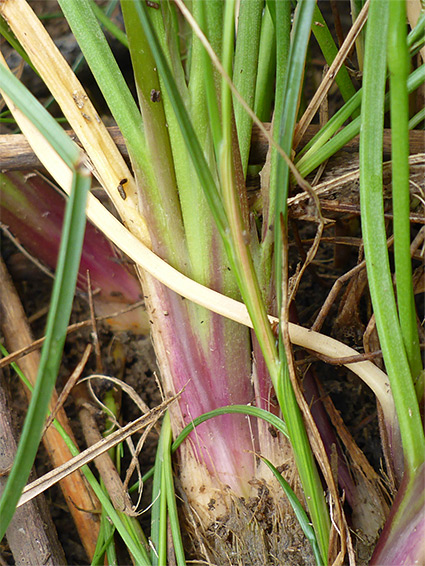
[180,471,315,566]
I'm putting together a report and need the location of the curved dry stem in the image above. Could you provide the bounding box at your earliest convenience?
[4,84,396,437]
[1,5,398,466]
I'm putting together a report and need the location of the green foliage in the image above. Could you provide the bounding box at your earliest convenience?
[1,0,424,563]
[0,64,90,539]
[359,0,424,475]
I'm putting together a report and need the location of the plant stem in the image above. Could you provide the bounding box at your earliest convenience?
[232,0,263,177]
[58,0,149,175]
[0,168,90,539]
[254,5,276,122]
[359,0,425,475]
[388,0,423,382]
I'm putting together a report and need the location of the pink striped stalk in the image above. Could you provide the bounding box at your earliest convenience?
[0,171,148,333]
[140,265,261,499]
[371,462,425,565]
[0,170,265,496]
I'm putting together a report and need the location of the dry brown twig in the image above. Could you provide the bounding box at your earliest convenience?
[17,393,179,508]
[43,343,92,434]
[81,373,161,510]
[0,300,145,370]
[1,125,424,171]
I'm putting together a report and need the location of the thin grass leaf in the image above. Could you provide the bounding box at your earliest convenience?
[90,0,128,49]
[273,0,316,305]
[131,405,289,489]
[388,0,422,380]
[408,106,425,129]
[0,65,90,539]
[162,412,186,566]
[0,63,79,167]
[0,15,37,74]
[196,0,222,155]
[296,63,425,177]
[260,456,324,566]
[172,405,289,450]
[150,420,166,566]
[359,0,425,475]
[269,1,331,559]
[258,0,291,288]
[232,0,263,176]
[407,9,425,48]
[62,441,152,565]
[253,5,276,122]
[91,520,117,566]
[0,344,32,391]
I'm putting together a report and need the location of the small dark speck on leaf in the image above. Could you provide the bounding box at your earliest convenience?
[268,426,278,438]
[150,89,161,102]
[117,178,128,200]
[110,291,124,298]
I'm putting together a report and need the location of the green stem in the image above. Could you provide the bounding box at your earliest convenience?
[162,412,186,566]
[196,0,222,156]
[259,0,291,292]
[253,4,276,122]
[220,0,280,385]
[267,2,332,560]
[388,0,423,382]
[232,0,263,177]
[360,0,425,475]
[58,0,150,177]
[133,0,229,242]
[296,64,425,178]
[122,0,188,271]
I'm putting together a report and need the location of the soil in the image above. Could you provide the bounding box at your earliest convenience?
[1,1,424,565]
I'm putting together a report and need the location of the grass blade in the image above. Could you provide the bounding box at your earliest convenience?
[232,0,263,176]
[0,170,90,537]
[150,419,166,565]
[388,0,422,380]
[260,456,324,566]
[0,62,90,539]
[359,0,425,475]
[296,64,425,177]
[311,4,357,107]
[162,412,186,566]
[269,1,331,559]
